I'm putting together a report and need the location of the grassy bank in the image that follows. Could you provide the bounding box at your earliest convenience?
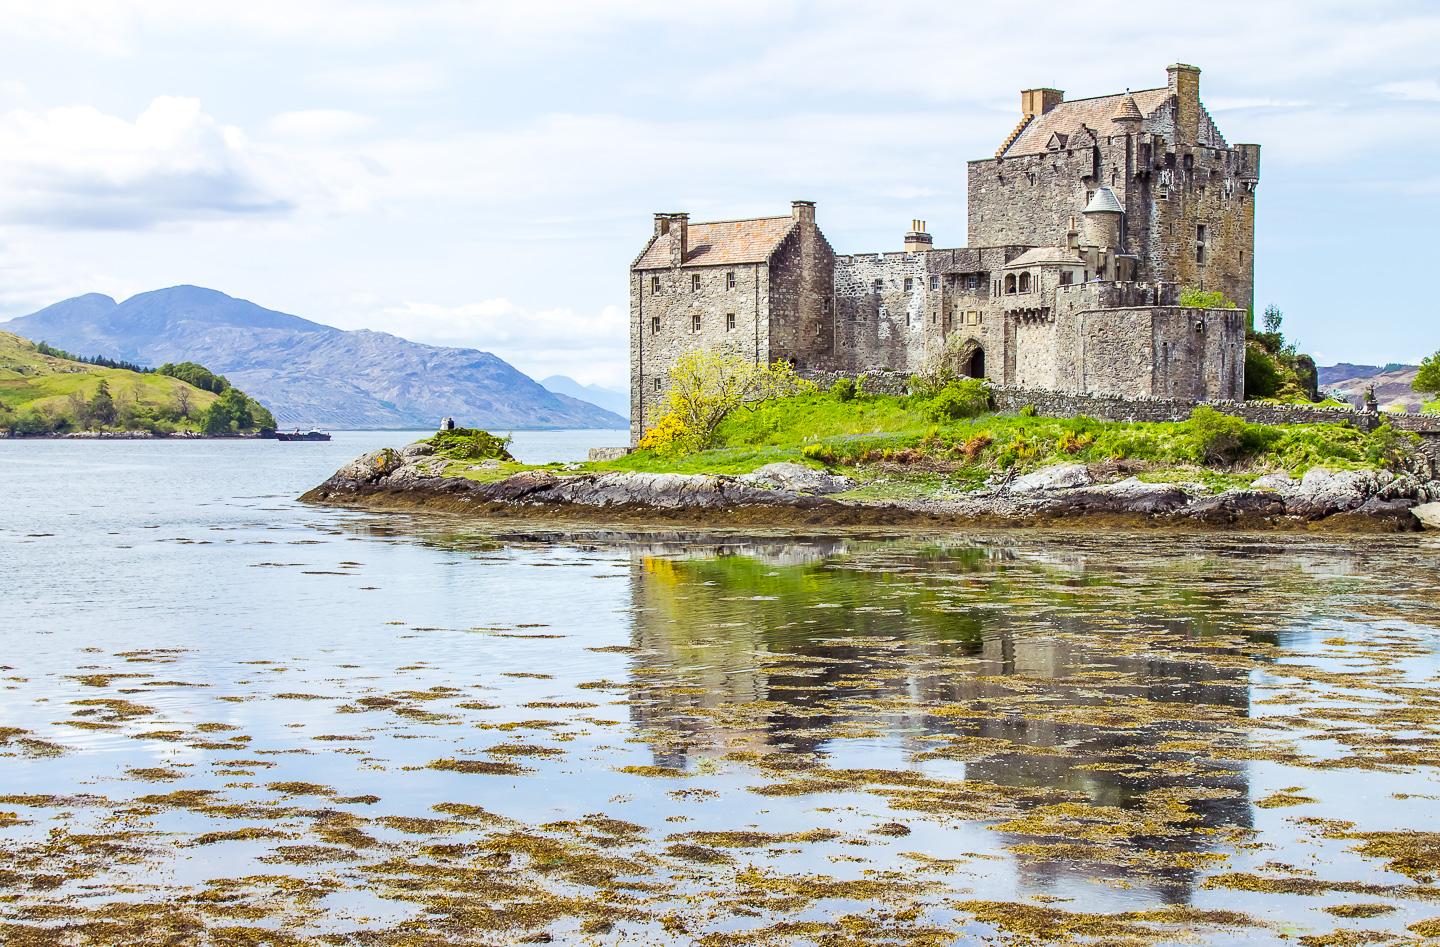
[0,331,272,436]
[434,384,1418,497]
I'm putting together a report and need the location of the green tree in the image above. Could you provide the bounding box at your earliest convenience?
[1262,304,1283,334]
[87,380,117,428]
[1245,345,1283,399]
[157,362,230,394]
[1415,351,1440,397]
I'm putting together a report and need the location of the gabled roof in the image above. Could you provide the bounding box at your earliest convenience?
[633,216,796,270]
[1000,87,1169,158]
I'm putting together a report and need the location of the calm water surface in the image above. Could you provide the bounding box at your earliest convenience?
[1,431,1439,945]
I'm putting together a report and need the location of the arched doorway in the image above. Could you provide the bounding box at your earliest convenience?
[967,346,985,380]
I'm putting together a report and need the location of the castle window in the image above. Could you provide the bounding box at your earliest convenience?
[1059,271,1074,286]
[968,275,980,291]
[1018,272,1032,293]
[904,277,913,292]
[725,271,736,290]
[651,316,660,334]
[873,278,883,293]
[691,273,701,292]
[930,275,940,291]
[905,312,911,326]
[653,377,662,391]
[691,314,701,332]
[726,313,736,331]
[1196,224,1207,265]
[1003,274,1016,295]
[650,275,661,294]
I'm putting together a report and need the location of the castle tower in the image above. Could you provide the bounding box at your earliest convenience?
[1081,187,1124,250]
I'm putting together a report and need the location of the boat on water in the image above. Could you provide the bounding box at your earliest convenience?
[275,429,332,442]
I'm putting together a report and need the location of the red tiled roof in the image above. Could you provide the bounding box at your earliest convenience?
[1000,88,1170,158]
[633,216,796,270]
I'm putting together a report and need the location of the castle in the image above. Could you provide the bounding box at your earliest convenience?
[628,64,1260,443]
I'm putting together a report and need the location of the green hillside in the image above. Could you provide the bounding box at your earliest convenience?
[0,331,271,436]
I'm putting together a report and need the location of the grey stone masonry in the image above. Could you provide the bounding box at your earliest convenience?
[629,63,1259,442]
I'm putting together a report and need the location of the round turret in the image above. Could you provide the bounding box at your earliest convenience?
[1081,186,1124,249]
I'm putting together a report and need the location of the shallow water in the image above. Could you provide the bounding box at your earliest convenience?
[1,433,1439,944]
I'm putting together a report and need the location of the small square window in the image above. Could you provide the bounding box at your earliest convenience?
[651,316,660,334]
[691,313,701,332]
[691,273,701,292]
[725,271,736,290]
[726,313,736,331]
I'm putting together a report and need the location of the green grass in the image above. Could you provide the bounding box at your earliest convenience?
[574,390,1414,488]
[0,331,218,431]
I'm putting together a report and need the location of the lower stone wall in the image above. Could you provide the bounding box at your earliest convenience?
[796,369,1440,440]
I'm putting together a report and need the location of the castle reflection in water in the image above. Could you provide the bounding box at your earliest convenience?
[619,536,1277,903]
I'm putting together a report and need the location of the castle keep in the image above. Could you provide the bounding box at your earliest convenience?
[629,64,1259,443]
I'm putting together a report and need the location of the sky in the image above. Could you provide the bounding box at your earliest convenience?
[0,1,1437,388]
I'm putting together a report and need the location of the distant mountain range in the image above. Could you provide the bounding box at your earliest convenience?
[2,286,626,430]
[1318,363,1425,412]
[541,375,628,418]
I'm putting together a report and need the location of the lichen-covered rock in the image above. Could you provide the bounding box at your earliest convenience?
[332,448,404,487]
[1286,468,1379,518]
[400,441,435,459]
[1005,463,1093,493]
[739,463,855,495]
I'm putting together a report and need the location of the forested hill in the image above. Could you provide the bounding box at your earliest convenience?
[3,286,626,430]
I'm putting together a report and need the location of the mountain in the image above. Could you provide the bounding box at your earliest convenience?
[541,375,628,419]
[1317,362,1425,413]
[3,287,626,430]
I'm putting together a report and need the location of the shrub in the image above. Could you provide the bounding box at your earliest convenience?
[1245,345,1283,399]
[636,411,692,457]
[430,427,515,461]
[926,379,990,422]
[1018,404,1037,417]
[1415,351,1440,397]
[997,433,1037,469]
[1179,287,1237,309]
[830,377,857,402]
[1364,423,1415,471]
[1187,405,1247,465]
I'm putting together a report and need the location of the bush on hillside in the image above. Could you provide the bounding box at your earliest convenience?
[925,379,991,422]
[1187,405,1246,465]
[830,377,857,402]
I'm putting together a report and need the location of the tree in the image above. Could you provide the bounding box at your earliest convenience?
[86,381,116,428]
[1262,304,1283,334]
[174,385,194,419]
[1415,351,1440,397]
[202,387,252,434]
[639,350,813,454]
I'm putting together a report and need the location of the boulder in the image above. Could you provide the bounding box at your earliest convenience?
[1286,468,1379,518]
[739,462,855,495]
[332,448,405,487]
[400,441,435,459]
[1184,490,1287,525]
[1413,502,1440,530]
[1006,463,1093,493]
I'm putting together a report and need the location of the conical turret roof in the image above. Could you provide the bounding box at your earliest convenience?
[1083,186,1125,215]
[1112,92,1143,123]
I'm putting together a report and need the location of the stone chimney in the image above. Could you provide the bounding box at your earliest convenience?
[1021,88,1064,117]
[1167,63,1201,146]
[903,219,932,253]
[654,212,688,267]
[791,200,815,225]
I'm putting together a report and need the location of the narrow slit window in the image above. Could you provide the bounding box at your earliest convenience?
[691,314,701,332]
[650,315,660,334]
[726,313,736,331]
[725,271,736,290]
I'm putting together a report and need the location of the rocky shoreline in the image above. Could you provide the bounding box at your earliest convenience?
[301,443,1440,533]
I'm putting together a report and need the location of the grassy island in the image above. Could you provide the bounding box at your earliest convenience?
[431,381,1419,502]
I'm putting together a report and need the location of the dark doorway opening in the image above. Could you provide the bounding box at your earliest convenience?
[966,347,985,379]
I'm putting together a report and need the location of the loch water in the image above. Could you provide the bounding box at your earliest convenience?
[1,432,1439,945]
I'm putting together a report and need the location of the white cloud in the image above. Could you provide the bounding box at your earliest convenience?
[0,97,295,229]
[1376,79,1440,102]
[266,109,376,140]
[338,299,628,388]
